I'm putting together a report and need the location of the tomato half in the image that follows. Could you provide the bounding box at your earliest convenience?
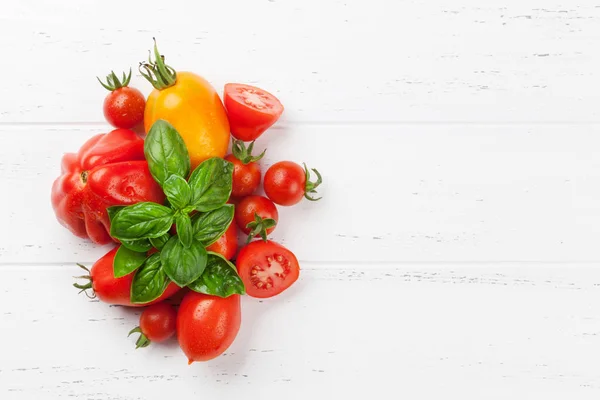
[224,83,284,141]
[236,240,300,298]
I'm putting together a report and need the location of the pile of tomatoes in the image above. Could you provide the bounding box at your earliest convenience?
[51,40,322,363]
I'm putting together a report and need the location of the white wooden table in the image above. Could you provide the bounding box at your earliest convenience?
[2,1,600,398]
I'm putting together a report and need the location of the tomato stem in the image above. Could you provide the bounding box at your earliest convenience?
[128,326,151,349]
[232,140,266,165]
[73,263,96,299]
[97,69,132,91]
[246,213,276,243]
[303,163,323,201]
[139,38,177,90]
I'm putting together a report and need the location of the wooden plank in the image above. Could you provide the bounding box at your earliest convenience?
[2,123,600,264]
[2,0,600,123]
[1,264,599,399]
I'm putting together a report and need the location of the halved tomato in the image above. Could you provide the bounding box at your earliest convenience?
[236,240,299,298]
[224,83,284,141]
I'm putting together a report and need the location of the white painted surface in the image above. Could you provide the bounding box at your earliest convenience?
[1,0,600,398]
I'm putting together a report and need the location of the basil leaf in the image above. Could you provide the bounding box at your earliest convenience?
[120,238,153,252]
[161,236,207,286]
[113,245,148,278]
[176,213,193,248]
[130,253,172,304]
[188,252,245,297]
[192,205,234,246]
[188,158,234,212]
[144,119,191,187]
[149,233,171,251]
[163,175,191,210]
[107,205,124,222]
[110,202,175,240]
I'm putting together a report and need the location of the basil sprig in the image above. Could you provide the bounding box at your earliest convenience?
[107,119,244,299]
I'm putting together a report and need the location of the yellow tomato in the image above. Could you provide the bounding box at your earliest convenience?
[144,72,230,169]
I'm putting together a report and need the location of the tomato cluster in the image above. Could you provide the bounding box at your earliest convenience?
[53,40,322,364]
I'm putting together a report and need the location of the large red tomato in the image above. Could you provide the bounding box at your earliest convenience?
[51,129,164,244]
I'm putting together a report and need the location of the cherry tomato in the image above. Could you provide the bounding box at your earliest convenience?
[224,83,284,141]
[235,196,278,239]
[73,246,179,307]
[129,302,177,348]
[264,161,323,206]
[226,140,265,198]
[236,240,300,298]
[177,292,241,363]
[206,222,238,260]
[98,70,145,129]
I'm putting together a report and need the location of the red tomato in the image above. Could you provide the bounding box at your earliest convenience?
[236,240,300,298]
[98,70,145,129]
[264,161,322,206]
[226,154,261,197]
[206,223,238,260]
[224,83,284,141]
[235,195,278,237]
[129,302,177,348]
[51,129,164,244]
[74,247,179,307]
[177,292,241,363]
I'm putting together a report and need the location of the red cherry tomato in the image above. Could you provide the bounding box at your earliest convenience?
[226,154,261,197]
[236,240,300,298]
[206,222,238,260]
[98,70,145,129]
[224,83,284,141]
[235,196,278,239]
[177,292,241,363]
[74,246,179,307]
[264,161,323,206]
[129,302,177,348]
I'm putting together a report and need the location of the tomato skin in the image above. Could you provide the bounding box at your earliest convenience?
[103,87,146,129]
[51,129,164,244]
[206,223,238,260]
[140,302,177,343]
[235,196,278,235]
[90,247,180,307]
[177,292,241,363]
[237,240,300,298]
[264,161,306,206]
[225,154,261,197]
[145,72,230,169]
[224,83,284,141]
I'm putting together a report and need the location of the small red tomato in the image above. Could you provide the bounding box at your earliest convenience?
[73,246,180,307]
[264,161,323,206]
[226,139,266,198]
[98,69,145,129]
[206,222,238,260]
[177,292,241,363]
[237,240,300,298]
[224,83,284,141]
[129,302,177,348]
[235,195,278,240]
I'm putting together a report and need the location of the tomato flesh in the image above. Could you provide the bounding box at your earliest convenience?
[237,241,300,298]
[224,83,284,141]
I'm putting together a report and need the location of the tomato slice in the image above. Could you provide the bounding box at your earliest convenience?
[236,240,299,298]
[224,83,284,141]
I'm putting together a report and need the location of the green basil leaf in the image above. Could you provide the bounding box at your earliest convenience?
[110,202,175,240]
[188,252,245,297]
[113,245,148,278]
[149,233,171,251]
[163,175,191,210]
[144,119,191,187]
[161,236,207,286]
[120,238,153,252]
[192,205,234,246]
[130,253,172,304]
[107,205,124,222]
[176,213,193,248]
[188,158,234,212]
